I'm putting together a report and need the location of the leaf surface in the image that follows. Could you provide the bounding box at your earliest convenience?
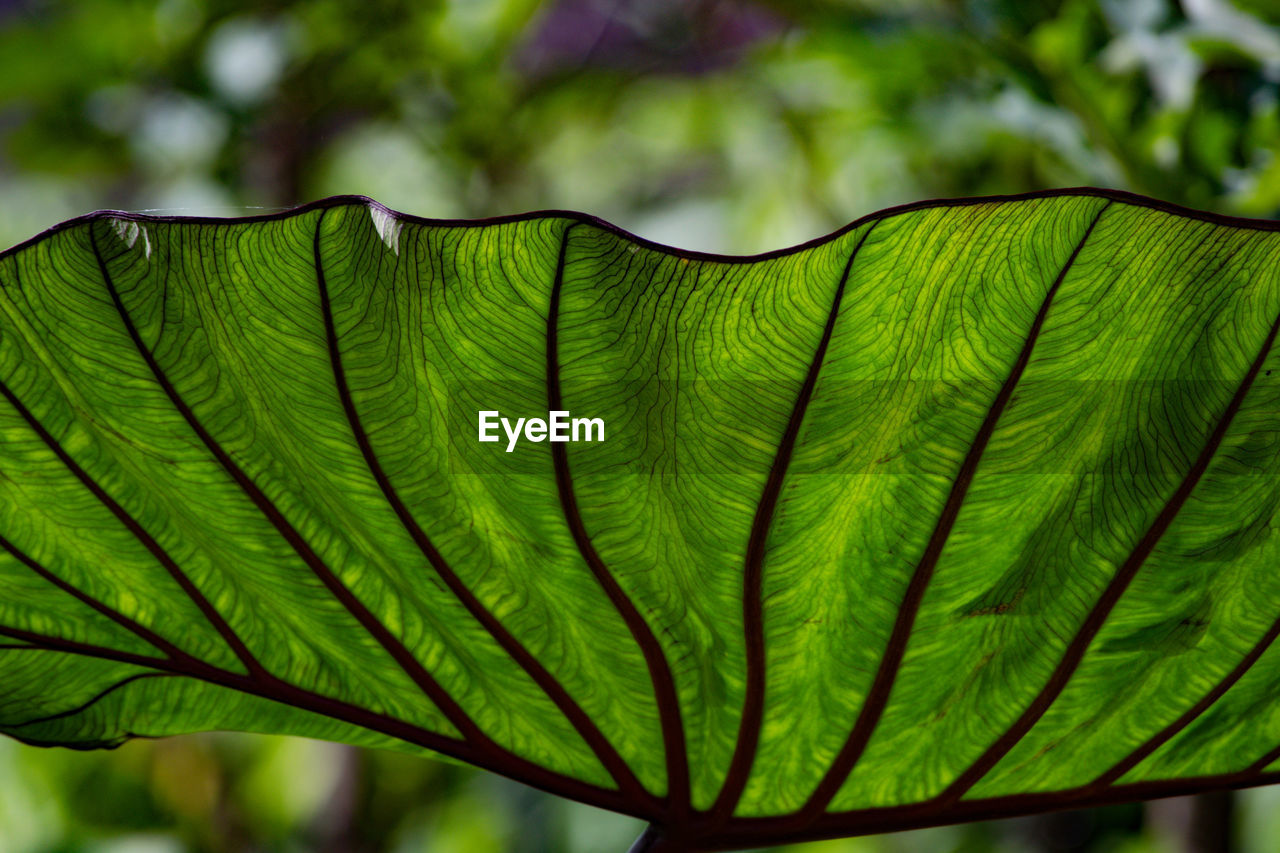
[2,189,1280,848]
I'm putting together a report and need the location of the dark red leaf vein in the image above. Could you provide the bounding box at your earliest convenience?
[547,222,691,816]
[1248,741,1280,772]
[0,622,645,818]
[87,222,495,753]
[312,211,654,807]
[711,221,879,822]
[799,200,1111,820]
[1089,609,1280,788]
[936,284,1280,805]
[0,530,192,662]
[0,372,266,680]
[690,768,1280,849]
[9,672,174,728]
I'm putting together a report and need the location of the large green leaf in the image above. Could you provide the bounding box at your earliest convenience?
[2,189,1280,850]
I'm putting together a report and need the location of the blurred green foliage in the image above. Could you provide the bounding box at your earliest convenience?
[4,0,1280,850]
[5,0,1280,254]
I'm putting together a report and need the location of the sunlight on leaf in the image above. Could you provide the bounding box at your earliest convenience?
[1,189,1280,850]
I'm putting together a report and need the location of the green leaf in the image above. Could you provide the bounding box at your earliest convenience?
[2,189,1280,850]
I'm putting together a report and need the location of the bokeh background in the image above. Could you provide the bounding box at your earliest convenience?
[3,0,1280,850]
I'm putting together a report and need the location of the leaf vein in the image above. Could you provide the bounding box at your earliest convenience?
[546,221,691,817]
[799,200,1112,820]
[312,210,655,808]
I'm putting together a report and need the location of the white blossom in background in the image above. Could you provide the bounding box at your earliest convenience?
[204,17,294,105]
